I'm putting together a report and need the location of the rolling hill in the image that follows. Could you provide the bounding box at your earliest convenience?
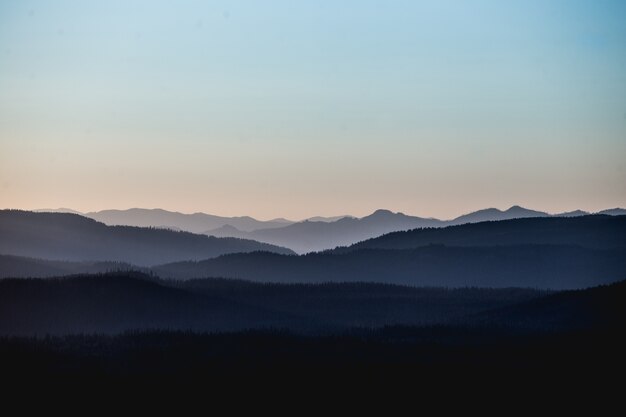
[153,244,626,289]
[0,254,139,278]
[449,205,548,225]
[85,208,293,233]
[206,207,626,253]
[0,272,299,335]
[0,271,544,336]
[0,210,294,266]
[333,215,626,252]
[2,271,624,337]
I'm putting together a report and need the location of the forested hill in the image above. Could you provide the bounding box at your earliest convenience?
[2,271,624,336]
[332,215,626,253]
[0,272,544,336]
[153,244,626,289]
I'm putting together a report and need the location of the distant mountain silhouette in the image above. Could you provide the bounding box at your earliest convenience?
[38,206,625,253]
[335,215,626,252]
[207,209,444,253]
[34,208,84,215]
[598,208,626,216]
[554,210,589,217]
[206,206,625,253]
[205,224,249,239]
[268,217,294,224]
[305,215,353,222]
[0,210,294,266]
[85,208,294,233]
[449,205,548,225]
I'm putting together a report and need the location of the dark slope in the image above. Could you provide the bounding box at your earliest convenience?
[334,215,626,253]
[181,278,543,329]
[0,272,545,336]
[0,254,139,278]
[0,272,304,336]
[0,210,294,266]
[154,245,626,289]
[1,277,624,380]
[474,279,626,331]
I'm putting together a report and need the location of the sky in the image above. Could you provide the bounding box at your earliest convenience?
[1,0,625,220]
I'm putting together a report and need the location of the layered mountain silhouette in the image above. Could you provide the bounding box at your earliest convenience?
[206,209,444,253]
[207,206,626,253]
[85,208,293,233]
[3,215,625,289]
[155,215,626,289]
[449,205,548,225]
[333,215,626,252]
[35,205,626,253]
[5,209,624,378]
[0,210,294,266]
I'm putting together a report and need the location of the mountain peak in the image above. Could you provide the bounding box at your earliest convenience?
[506,205,528,213]
[370,209,395,217]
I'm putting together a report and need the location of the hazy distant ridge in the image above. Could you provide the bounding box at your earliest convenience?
[0,210,294,266]
[32,206,626,253]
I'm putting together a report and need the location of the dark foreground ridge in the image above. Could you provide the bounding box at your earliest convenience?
[0,271,546,335]
[2,271,624,336]
[0,272,624,385]
[1,325,623,384]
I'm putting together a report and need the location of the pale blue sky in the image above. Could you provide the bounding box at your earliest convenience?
[1,0,625,219]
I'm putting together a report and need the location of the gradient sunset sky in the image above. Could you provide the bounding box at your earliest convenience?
[1,0,625,220]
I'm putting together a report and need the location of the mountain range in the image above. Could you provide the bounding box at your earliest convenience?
[3,207,626,379]
[2,214,625,290]
[34,205,626,253]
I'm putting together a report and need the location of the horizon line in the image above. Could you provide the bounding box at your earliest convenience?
[4,204,624,223]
